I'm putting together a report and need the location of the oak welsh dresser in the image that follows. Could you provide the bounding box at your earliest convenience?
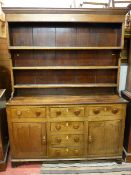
[2,7,127,165]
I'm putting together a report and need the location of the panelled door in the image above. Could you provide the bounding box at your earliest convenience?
[11,122,46,158]
[88,120,123,157]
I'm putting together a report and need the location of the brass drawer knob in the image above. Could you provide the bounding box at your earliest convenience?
[74,110,81,116]
[36,111,41,117]
[56,137,62,143]
[74,149,79,155]
[93,109,100,115]
[112,108,118,114]
[42,136,46,145]
[104,107,107,112]
[66,122,69,127]
[16,111,22,116]
[88,135,93,143]
[73,124,79,129]
[66,148,69,153]
[55,125,61,131]
[56,111,62,116]
[74,137,79,143]
[66,135,69,140]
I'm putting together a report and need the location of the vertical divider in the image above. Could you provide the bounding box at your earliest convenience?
[121,22,125,49]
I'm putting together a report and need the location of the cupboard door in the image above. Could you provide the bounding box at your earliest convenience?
[11,123,46,158]
[88,121,105,156]
[88,120,123,157]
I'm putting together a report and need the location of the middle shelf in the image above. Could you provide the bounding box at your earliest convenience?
[9,46,122,50]
[12,66,119,70]
[14,83,118,89]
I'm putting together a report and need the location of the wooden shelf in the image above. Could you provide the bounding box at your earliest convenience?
[13,66,119,70]
[14,83,117,88]
[9,46,122,50]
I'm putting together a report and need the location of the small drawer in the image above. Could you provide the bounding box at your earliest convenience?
[49,134,84,147]
[48,147,84,158]
[68,107,84,117]
[50,106,84,118]
[11,106,46,118]
[50,121,84,133]
[50,107,67,117]
[87,105,122,116]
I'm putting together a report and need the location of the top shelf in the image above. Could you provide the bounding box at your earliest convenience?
[9,46,122,50]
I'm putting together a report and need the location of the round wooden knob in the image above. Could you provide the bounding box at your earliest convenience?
[74,110,81,116]
[55,150,60,156]
[56,137,61,143]
[55,125,61,131]
[36,111,41,117]
[16,111,22,116]
[74,149,79,155]
[73,124,79,129]
[56,111,61,116]
[112,108,118,114]
[74,137,79,143]
[93,109,100,115]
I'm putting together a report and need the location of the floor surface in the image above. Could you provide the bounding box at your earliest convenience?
[1,155,131,175]
[0,155,41,175]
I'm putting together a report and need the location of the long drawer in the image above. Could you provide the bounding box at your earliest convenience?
[49,134,84,147]
[49,106,84,118]
[50,121,84,133]
[10,106,46,118]
[86,104,123,116]
[48,147,84,158]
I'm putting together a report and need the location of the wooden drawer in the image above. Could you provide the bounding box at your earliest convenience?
[87,105,122,116]
[49,134,84,147]
[48,147,84,158]
[49,106,84,118]
[50,122,84,133]
[11,106,46,118]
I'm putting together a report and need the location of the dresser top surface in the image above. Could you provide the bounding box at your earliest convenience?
[7,95,127,106]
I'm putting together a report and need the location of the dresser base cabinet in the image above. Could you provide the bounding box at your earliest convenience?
[0,90,9,171]
[6,96,126,163]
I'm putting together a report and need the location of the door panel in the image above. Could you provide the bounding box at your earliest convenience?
[88,121,105,156]
[12,122,46,158]
[105,120,122,155]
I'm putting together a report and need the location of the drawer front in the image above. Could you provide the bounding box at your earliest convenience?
[50,107,67,118]
[49,134,84,147]
[50,122,84,133]
[50,106,84,118]
[87,105,122,116]
[48,147,84,158]
[11,107,46,118]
